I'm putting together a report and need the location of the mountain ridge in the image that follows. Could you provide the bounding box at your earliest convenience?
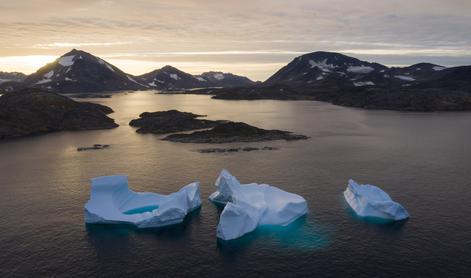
[0,49,255,93]
[179,51,471,111]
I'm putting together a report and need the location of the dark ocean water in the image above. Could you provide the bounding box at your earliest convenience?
[1,91,470,277]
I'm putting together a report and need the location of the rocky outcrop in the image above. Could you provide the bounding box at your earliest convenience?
[0,89,118,140]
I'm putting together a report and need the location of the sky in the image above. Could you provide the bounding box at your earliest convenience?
[0,0,470,81]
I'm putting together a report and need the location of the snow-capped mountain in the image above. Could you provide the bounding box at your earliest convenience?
[23,49,146,93]
[195,71,255,87]
[264,51,388,87]
[263,51,461,90]
[137,65,203,90]
[1,49,256,93]
[0,71,27,84]
[138,67,255,90]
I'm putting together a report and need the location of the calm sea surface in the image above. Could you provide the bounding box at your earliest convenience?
[1,91,470,277]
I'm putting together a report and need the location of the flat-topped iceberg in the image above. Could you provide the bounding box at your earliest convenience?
[209,170,308,240]
[344,179,409,221]
[85,175,201,228]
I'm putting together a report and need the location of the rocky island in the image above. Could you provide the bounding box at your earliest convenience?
[130,110,307,143]
[77,144,111,151]
[0,89,118,140]
[129,110,223,134]
[163,122,308,143]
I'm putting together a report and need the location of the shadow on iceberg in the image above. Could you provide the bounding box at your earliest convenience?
[343,179,409,226]
[209,169,309,241]
[84,175,201,228]
[85,208,202,255]
[343,204,408,231]
[86,206,201,234]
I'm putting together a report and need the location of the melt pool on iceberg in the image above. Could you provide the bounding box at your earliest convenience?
[344,179,409,221]
[84,175,201,228]
[209,169,308,240]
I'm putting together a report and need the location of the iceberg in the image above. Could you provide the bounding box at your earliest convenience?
[84,175,201,228]
[344,179,409,221]
[209,170,308,240]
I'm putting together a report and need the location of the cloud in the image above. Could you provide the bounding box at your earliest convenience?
[32,42,134,49]
[0,0,471,80]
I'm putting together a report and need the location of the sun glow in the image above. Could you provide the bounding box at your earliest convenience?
[0,55,57,74]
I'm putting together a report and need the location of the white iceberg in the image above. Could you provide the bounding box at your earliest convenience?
[85,175,201,228]
[209,170,308,240]
[344,179,409,221]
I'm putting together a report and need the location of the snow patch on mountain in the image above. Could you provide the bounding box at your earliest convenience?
[196,76,206,82]
[44,71,54,78]
[354,81,375,87]
[58,55,75,67]
[169,74,180,80]
[36,79,52,85]
[433,66,446,71]
[105,64,114,72]
[309,59,336,72]
[213,73,225,80]
[126,75,147,87]
[97,58,115,72]
[395,75,416,81]
[347,66,374,74]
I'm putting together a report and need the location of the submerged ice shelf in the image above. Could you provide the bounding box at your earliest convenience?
[84,175,201,228]
[344,179,409,221]
[209,170,308,240]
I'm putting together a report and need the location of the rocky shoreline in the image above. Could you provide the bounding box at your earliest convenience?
[159,85,471,112]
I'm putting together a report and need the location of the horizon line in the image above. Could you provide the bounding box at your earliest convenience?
[1,48,471,81]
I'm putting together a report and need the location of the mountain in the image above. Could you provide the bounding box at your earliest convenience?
[138,67,255,90]
[0,88,118,139]
[262,51,462,90]
[0,72,27,93]
[195,71,255,87]
[0,71,27,84]
[23,49,146,93]
[264,51,388,87]
[1,50,255,93]
[266,51,471,94]
[137,65,203,90]
[200,51,471,111]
